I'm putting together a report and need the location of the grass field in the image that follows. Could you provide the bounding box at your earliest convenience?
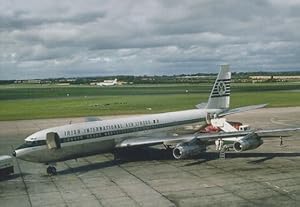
[1,82,300,100]
[0,82,299,121]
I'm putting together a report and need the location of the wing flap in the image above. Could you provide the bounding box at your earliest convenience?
[116,135,193,148]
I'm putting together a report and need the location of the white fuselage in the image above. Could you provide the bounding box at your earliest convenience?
[14,108,222,163]
[97,79,117,86]
[97,82,116,86]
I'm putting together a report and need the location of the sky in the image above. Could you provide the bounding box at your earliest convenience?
[1,0,300,80]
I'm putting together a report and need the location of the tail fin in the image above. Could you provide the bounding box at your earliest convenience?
[206,64,231,109]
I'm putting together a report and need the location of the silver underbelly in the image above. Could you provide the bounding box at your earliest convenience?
[20,138,115,163]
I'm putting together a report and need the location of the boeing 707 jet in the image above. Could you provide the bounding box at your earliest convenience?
[98,78,117,86]
[13,65,300,175]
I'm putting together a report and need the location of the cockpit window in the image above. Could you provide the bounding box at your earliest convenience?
[17,140,46,149]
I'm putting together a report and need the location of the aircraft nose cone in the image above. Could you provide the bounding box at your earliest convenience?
[12,151,16,157]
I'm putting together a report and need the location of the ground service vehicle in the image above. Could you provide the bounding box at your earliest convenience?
[0,155,14,176]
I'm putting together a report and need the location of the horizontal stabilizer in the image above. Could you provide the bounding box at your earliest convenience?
[218,104,267,117]
[195,102,207,109]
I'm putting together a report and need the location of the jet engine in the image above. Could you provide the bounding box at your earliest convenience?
[173,140,206,159]
[233,133,263,152]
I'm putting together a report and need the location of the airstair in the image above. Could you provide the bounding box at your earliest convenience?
[210,118,238,132]
[210,117,241,159]
[219,151,226,159]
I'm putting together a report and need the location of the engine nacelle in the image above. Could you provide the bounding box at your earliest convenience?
[173,141,206,159]
[233,133,263,152]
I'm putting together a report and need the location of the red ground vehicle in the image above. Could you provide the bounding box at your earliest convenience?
[199,121,243,133]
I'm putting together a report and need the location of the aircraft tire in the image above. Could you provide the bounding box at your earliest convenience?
[47,166,57,175]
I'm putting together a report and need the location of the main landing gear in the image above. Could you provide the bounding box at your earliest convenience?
[47,165,57,175]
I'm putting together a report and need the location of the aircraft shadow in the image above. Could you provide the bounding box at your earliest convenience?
[57,148,300,174]
[58,160,121,175]
[58,147,173,175]
[0,173,29,181]
[115,147,175,161]
[185,152,300,166]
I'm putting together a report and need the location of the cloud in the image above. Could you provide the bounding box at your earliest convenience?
[0,0,299,79]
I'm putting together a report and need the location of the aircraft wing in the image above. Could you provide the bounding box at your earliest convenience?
[255,128,300,138]
[116,128,300,148]
[193,128,300,140]
[218,104,268,117]
[116,131,251,148]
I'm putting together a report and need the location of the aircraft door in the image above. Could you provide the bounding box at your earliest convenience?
[206,113,212,124]
[46,132,61,150]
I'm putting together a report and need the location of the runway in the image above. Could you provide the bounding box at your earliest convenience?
[1,107,300,207]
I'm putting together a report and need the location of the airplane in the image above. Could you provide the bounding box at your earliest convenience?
[13,65,300,175]
[97,78,117,86]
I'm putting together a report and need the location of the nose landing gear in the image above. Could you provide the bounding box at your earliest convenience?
[47,166,57,175]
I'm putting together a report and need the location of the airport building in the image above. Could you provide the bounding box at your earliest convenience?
[250,75,300,82]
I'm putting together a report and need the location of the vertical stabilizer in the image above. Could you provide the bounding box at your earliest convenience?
[206,65,231,109]
[113,79,117,84]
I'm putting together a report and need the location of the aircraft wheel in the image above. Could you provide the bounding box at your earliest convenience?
[47,166,57,175]
[51,166,57,175]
